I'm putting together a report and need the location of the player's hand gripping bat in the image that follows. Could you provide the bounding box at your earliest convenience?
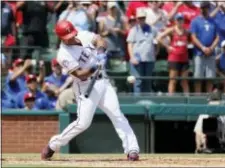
[84,65,101,98]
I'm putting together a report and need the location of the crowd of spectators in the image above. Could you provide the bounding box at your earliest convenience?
[1,1,225,110]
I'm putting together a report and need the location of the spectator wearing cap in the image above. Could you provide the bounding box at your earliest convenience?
[16,74,48,109]
[145,1,168,32]
[210,2,225,54]
[5,58,32,98]
[98,1,127,57]
[191,2,219,93]
[42,58,70,109]
[127,9,158,93]
[216,40,225,93]
[157,13,190,94]
[23,92,37,110]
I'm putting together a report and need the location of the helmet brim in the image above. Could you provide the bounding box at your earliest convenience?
[60,30,77,41]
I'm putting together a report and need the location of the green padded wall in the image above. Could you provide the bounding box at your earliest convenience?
[67,105,148,153]
[118,96,187,104]
[187,97,208,104]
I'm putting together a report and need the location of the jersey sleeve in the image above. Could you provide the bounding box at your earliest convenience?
[76,31,97,47]
[57,50,80,74]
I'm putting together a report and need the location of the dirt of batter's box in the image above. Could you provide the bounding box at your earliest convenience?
[2,154,225,167]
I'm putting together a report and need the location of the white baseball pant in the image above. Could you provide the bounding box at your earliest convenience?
[49,78,140,154]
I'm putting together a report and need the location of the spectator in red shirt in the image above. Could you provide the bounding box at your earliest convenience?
[157,13,190,94]
[126,1,149,18]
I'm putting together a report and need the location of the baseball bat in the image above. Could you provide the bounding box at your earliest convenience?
[84,68,100,98]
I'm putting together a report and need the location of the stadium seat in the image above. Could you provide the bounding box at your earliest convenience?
[106,57,129,92]
[154,60,168,73]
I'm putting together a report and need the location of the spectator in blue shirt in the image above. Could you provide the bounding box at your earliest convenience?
[1,90,15,109]
[191,2,219,93]
[5,59,32,100]
[42,58,70,109]
[16,74,48,109]
[210,2,225,53]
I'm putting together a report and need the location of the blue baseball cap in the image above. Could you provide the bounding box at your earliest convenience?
[174,13,184,20]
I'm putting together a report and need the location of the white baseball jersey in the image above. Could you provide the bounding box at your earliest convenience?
[57,31,99,81]
[49,32,140,155]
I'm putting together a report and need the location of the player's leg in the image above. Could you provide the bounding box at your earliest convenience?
[41,82,101,160]
[98,80,140,160]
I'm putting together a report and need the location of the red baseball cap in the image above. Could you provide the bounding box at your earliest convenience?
[24,92,35,101]
[55,20,78,40]
[51,58,59,66]
[13,58,24,67]
[26,74,37,83]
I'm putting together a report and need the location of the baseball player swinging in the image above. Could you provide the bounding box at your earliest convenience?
[41,20,140,161]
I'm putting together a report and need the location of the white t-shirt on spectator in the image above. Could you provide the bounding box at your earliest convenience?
[145,8,168,32]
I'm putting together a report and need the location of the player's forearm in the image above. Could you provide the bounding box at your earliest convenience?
[59,76,73,92]
[210,6,220,18]
[10,66,26,81]
[191,34,204,50]
[168,5,179,20]
[127,43,134,59]
[210,35,219,50]
[37,67,46,84]
[71,66,97,79]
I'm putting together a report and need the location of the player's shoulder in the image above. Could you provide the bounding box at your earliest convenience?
[56,43,82,68]
[76,31,97,46]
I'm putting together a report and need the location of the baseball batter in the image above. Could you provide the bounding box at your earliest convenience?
[41,20,140,161]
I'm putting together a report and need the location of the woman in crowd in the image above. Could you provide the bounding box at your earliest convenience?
[157,13,190,94]
[98,1,127,57]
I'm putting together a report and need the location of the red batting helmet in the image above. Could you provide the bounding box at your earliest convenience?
[55,20,78,40]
